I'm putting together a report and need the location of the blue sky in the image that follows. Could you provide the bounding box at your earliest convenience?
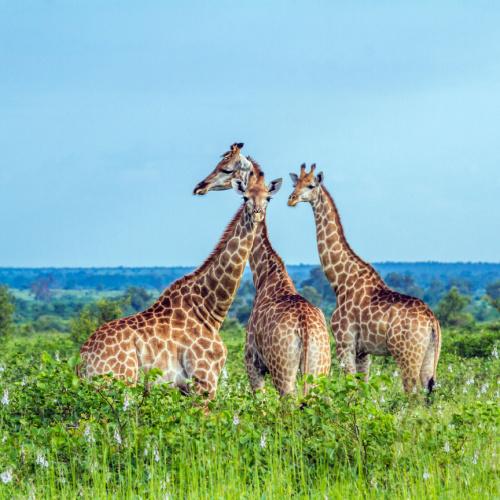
[1,1,499,267]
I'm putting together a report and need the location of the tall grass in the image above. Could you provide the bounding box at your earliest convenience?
[0,328,498,499]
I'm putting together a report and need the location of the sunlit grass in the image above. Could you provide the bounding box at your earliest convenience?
[0,328,498,499]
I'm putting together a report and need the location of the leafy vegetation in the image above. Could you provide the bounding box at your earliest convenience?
[0,266,498,497]
[0,322,497,497]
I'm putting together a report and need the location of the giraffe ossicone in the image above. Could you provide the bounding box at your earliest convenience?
[288,164,441,394]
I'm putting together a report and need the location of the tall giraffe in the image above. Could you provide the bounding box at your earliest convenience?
[194,149,331,396]
[288,164,441,393]
[79,173,281,400]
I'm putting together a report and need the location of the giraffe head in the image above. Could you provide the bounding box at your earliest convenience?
[193,142,253,195]
[233,171,282,222]
[287,163,324,207]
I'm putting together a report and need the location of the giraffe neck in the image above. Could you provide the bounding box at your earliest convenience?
[311,186,383,297]
[249,220,296,296]
[158,205,257,329]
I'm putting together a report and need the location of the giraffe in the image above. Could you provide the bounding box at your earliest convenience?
[194,149,331,396]
[287,164,441,393]
[79,172,281,400]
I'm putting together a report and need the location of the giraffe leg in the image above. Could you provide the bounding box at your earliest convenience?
[388,325,427,394]
[331,309,357,374]
[184,341,227,401]
[355,353,371,382]
[267,338,301,397]
[244,336,267,392]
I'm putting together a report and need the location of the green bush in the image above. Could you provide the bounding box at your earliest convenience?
[443,326,500,358]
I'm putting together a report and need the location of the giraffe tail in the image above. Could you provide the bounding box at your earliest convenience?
[427,317,442,394]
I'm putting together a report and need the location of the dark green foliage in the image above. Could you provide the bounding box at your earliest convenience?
[300,285,323,308]
[30,275,54,301]
[0,285,15,337]
[436,287,474,327]
[443,324,500,358]
[70,298,125,345]
[486,280,500,312]
[123,286,154,313]
[384,272,424,299]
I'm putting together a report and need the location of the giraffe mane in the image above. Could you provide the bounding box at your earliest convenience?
[259,220,289,276]
[246,156,263,175]
[166,205,246,291]
[321,186,384,282]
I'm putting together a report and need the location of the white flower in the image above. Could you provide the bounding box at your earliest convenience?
[122,395,131,411]
[379,396,385,404]
[36,453,48,468]
[153,446,160,463]
[462,387,468,394]
[232,414,240,426]
[492,346,499,359]
[260,433,267,449]
[392,370,399,378]
[480,383,489,394]
[443,442,450,453]
[55,353,60,362]
[466,378,474,386]
[0,365,4,373]
[113,429,122,445]
[472,450,479,465]
[447,365,453,373]
[221,368,228,381]
[1,389,9,406]
[422,471,431,480]
[20,377,27,387]
[84,425,95,444]
[0,469,12,484]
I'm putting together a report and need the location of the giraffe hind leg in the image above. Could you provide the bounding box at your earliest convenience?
[420,329,437,393]
[355,353,371,382]
[245,342,268,392]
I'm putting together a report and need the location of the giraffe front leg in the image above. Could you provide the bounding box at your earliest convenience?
[355,353,371,382]
[185,340,227,402]
[244,335,267,392]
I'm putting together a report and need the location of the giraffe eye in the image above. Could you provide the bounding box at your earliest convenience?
[221,168,233,174]
[243,196,249,202]
[308,184,315,189]
[266,197,271,202]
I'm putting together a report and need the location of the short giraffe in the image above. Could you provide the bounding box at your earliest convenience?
[288,164,441,393]
[195,146,331,395]
[79,172,280,400]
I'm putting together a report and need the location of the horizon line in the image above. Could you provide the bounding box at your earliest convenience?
[1,261,499,270]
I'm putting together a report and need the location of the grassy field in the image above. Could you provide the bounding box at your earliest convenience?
[0,325,498,499]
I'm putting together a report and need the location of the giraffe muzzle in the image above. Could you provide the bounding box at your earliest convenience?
[193,182,208,195]
[288,195,298,207]
[253,211,265,222]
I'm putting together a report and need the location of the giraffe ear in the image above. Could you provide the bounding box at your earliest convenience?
[231,178,247,195]
[316,171,324,184]
[289,173,299,186]
[268,178,282,197]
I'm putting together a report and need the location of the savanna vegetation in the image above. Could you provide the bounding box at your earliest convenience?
[0,265,498,498]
